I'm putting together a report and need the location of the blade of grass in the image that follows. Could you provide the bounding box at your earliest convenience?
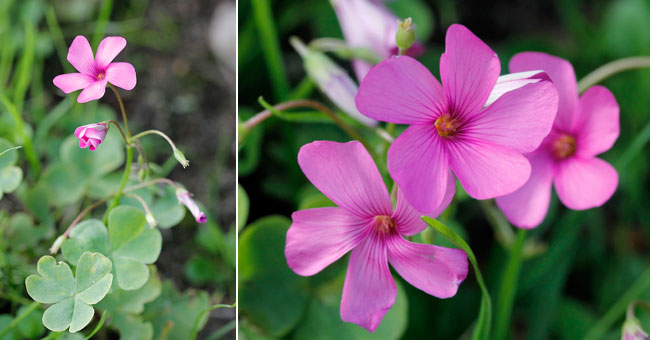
[45,5,74,73]
[0,91,40,175]
[92,0,114,50]
[492,229,527,340]
[423,217,492,340]
[12,21,35,114]
[615,119,650,171]
[251,0,290,100]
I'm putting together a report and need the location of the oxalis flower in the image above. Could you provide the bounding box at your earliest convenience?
[355,24,560,214]
[53,36,136,103]
[74,123,107,151]
[496,52,619,228]
[285,140,468,332]
[176,188,207,223]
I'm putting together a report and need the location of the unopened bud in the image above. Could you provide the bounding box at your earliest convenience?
[145,212,158,228]
[395,18,415,53]
[49,235,66,254]
[174,149,189,168]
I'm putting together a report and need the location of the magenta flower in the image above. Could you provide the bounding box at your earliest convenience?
[332,0,423,81]
[355,24,559,214]
[285,140,467,332]
[176,189,207,223]
[74,123,107,151]
[495,52,619,228]
[53,36,136,103]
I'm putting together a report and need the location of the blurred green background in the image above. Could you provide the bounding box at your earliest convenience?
[0,0,235,339]
[238,0,650,339]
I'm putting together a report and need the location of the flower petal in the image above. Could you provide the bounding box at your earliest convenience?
[509,52,579,132]
[340,234,395,332]
[553,157,618,210]
[485,70,549,107]
[387,125,450,214]
[298,141,392,218]
[95,36,127,69]
[356,56,446,124]
[465,80,559,153]
[67,36,96,75]
[77,80,107,103]
[285,207,369,276]
[105,62,137,90]
[440,24,500,117]
[447,139,531,199]
[574,86,619,157]
[387,236,467,298]
[495,150,554,229]
[53,73,95,93]
[393,173,455,236]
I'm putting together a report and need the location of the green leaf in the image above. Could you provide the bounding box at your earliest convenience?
[25,252,113,333]
[150,186,185,229]
[239,216,309,337]
[111,314,153,340]
[238,183,249,231]
[0,146,21,160]
[62,207,162,290]
[0,165,22,193]
[0,315,20,340]
[6,213,51,251]
[97,265,162,314]
[0,138,18,168]
[143,281,210,340]
[15,305,45,339]
[422,217,492,340]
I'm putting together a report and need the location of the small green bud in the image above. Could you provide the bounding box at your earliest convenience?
[49,235,66,254]
[138,168,147,181]
[145,212,158,228]
[396,18,416,53]
[174,148,189,168]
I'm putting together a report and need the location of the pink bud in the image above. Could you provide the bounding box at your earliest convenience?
[176,189,207,223]
[74,123,108,151]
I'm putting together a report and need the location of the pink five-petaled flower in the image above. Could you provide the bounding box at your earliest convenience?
[495,52,619,228]
[74,123,107,151]
[355,24,560,214]
[176,188,207,223]
[53,36,136,103]
[285,140,468,332]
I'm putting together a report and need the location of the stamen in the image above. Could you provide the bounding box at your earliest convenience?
[551,134,576,159]
[97,73,105,80]
[373,215,396,234]
[435,114,459,137]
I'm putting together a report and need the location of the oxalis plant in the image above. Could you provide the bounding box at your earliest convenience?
[0,31,230,339]
[238,0,650,339]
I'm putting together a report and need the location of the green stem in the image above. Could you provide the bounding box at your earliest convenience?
[581,267,650,340]
[492,229,527,340]
[189,303,236,340]
[130,129,178,151]
[615,119,650,171]
[108,83,130,138]
[105,145,133,222]
[0,91,41,175]
[0,302,40,338]
[106,120,129,145]
[577,56,650,93]
[84,311,107,340]
[251,0,289,100]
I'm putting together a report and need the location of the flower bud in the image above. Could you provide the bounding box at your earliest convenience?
[74,123,108,151]
[49,235,66,254]
[145,212,158,228]
[176,188,207,223]
[174,148,190,168]
[622,318,648,340]
[290,37,376,126]
[395,18,416,52]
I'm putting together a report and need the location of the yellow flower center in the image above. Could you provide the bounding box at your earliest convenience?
[552,134,576,159]
[435,114,459,137]
[373,215,396,234]
[97,73,105,80]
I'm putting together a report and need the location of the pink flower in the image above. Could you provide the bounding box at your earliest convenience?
[622,318,649,340]
[53,36,136,103]
[74,123,107,151]
[332,0,424,81]
[496,52,619,228]
[285,140,467,332]
[355,24,559,214]
[176,189,207,223]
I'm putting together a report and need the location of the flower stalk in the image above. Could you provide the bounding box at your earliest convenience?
[578,56,650,93]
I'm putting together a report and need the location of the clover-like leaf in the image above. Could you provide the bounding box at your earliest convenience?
[62,206,162,290]
[0,165,22,193]
[25,252,113,333]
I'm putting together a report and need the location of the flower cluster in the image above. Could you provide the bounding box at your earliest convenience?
[285,23,619,332]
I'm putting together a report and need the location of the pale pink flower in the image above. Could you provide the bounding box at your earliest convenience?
[53,36,136,103]
[285,140,467,332]
[622,316,649,340]
[176,189,207,223]
[74,123,107,151]
[331,0,424,81]
[496,52,619,228]
[355,24,559,214]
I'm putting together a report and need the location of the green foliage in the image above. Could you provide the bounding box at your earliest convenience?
[25,253,113,332]
[62,207,162,290]
[0,138,23,200]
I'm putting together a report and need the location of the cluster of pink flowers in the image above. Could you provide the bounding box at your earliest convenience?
[286,23,619,332]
